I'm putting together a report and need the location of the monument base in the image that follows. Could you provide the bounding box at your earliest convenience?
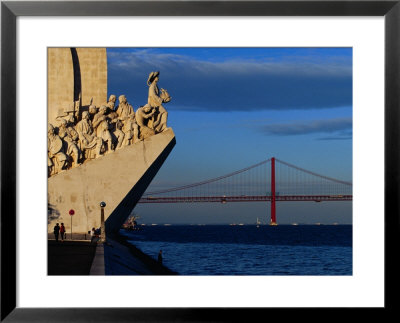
[48,128,176,234]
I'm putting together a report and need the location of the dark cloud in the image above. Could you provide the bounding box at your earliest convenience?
[317,129,353,140]
[107,50,352,111]
[259,118,352,138]
[317,136,352,141]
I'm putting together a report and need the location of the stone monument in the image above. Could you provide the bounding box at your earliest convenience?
[47,49,175,235]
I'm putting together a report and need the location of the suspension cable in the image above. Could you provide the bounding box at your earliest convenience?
[144,158,271,196]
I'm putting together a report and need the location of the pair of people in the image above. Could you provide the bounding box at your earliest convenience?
[53,223,66,242]
[90,227,100,243]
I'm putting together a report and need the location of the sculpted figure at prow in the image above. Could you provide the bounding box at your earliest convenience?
[147,71,171,133]
[135,104,156,140]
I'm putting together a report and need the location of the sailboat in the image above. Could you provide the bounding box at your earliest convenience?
[256,217,261,228]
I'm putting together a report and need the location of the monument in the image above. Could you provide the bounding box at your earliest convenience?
[47,48,175,235]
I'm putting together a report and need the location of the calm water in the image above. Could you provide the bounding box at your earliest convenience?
[120,224,352,275]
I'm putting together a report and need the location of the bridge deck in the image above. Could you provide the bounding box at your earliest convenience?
[138,195,352,203]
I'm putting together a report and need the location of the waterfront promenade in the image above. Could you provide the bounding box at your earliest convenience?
[48,233,177,275]
[48,240,97,275]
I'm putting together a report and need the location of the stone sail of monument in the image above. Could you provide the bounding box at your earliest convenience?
[47,48,175,235]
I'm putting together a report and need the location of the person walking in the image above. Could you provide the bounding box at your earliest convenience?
[60,223,66,242]
[90,227,97,243]
[53,223,60,242]
[158,250,163,264]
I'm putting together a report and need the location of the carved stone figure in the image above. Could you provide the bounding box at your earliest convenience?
[114,94,140,146]
[88,104,98,121]
[56,101,78,124]
[75,111,103,160]
[113,118,125,149]
[93,105,114,154]
[92,105,107,130]
[107,94,117,111]
[122,115,139,146]
[107,104,125,150]
[58,119,81,168]
[48,124,67,176]
[147,71,170,133]
[136,104,156,139]
[116,95,135,121]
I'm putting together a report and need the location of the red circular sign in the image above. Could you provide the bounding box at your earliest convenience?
[69,209,75,216]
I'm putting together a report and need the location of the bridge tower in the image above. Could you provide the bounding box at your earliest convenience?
[270,157,277,225]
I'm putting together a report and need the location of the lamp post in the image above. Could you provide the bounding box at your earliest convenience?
[69,209,75,240]
[100,201,106,243]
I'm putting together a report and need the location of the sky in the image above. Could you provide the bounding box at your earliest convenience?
[107,47,352,225]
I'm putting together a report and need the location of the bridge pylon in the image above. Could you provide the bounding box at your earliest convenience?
[270,157,277,225]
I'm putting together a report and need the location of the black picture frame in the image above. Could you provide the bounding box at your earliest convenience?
[1,1,399,321]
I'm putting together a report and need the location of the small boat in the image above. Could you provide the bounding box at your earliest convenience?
[256,217,261,228]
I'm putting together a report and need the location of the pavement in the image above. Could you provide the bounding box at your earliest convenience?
[48,240,97,275]
[48,234,178,275]
[89,240,105,275]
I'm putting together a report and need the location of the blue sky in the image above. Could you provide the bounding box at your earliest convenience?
[107,47,352,225]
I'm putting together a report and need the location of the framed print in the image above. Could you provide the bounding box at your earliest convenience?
[1,0,399,321]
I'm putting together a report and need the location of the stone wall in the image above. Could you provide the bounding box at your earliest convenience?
[76,48,108,108]
[47,48,107,125]
[48,48,74,125]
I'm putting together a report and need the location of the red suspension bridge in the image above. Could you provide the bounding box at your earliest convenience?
[138,157,352,225]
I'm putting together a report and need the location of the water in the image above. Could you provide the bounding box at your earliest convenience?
[120,224,352,275]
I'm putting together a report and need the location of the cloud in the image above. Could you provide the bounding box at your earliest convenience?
[259,117,352,139]
[107,48,352,112]
[317,129,353,140]
[317,136,352,141]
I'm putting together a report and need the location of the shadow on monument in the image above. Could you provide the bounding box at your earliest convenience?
[103,136,178,275]
[105,136,176,235]
[47,202,60,224]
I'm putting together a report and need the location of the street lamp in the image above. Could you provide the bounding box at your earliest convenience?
[100,201,106,243]
[69,209,75,240]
